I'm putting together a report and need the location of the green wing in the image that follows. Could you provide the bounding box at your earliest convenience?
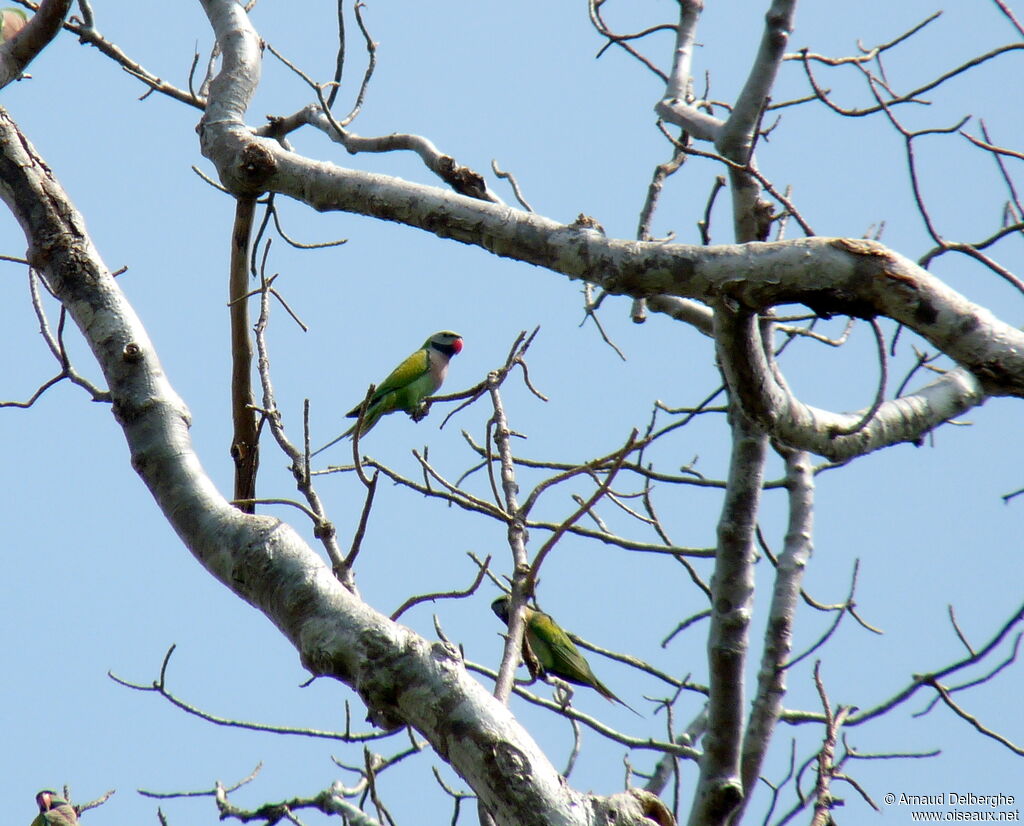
[526,609,638,712]
[344,347,431,436]
[351,348,429,411]
[32,806,78,826]
[47,809,78,826]
[526,610,603,688]
[370,347,430,404]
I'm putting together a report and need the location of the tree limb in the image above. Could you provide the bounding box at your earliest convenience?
[195,8,1024,464]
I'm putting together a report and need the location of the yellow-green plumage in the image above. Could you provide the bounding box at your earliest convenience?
[312,330,463,455]
[491,595,638,714]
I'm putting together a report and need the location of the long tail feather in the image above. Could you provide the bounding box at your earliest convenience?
[310,428,351,457]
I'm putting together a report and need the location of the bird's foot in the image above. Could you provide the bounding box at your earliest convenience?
[410,400,432,422]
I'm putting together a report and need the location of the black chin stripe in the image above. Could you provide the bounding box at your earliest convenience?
[432,342,459,357]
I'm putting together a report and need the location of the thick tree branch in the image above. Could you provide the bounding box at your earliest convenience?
[229,196,259,511]
[195,4,1024,467]
[715,0,797,243]
[198,128,1024,405]
[688,413,767,826]
[735,446,814,821]
[713,300,986,460]
[0,33,659,826]
[719,0,796,157]
[204,138,1017,455]
[652,1,723,141]
[487,369,532,707]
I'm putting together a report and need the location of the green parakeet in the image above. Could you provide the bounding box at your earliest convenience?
[31,790,78,826]
[491,595,639,714]
[313,330,463,454]
[0,7,28,42]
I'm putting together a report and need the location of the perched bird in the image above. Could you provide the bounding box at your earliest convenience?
[491,595,639,714]
[31,790,78,826]
[0,7,28,43]
[313,330,463,454]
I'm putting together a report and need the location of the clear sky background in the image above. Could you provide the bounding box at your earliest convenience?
[2,1,1022,823]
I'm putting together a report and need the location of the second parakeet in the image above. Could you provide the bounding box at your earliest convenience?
[313,330,463,454]
[491,595,638,713]
[31,790,78,826]
[0,7,28,42]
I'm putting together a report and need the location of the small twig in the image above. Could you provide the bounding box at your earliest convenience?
[390,554,491,620]
[339,0,378,126]
[191,164,229,193]
[661,610,713,648]
[826,318,888,437]
[140,764,262,799]
[468,661,700,757]
[992,0,1024,37]
[111,645,391,742]
[947,604,976,656]
[587,0,670,82]
[926,677,1024,755]
[7,0,207,106]
[851,600,1024,726]
[698,175,727,245]
[784,559,881,669]
[345,470,379,570]
[266,196,349,250]
[580,284,628,360]
[491,159,533,212]
[528,430,639,590]
[229,497,321,522]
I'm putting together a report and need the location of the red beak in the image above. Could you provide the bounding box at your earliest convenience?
[452,337,464,354]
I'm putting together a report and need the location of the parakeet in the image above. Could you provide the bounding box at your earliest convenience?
[31,790,78,826]
[491,595,639,714]
[0,7,28,43]
[313,330,463,455]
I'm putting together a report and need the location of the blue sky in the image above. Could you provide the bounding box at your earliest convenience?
[2,1,1022,823]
